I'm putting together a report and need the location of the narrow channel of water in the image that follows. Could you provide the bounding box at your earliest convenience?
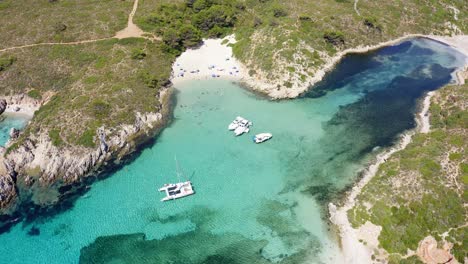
[0,38,465,263]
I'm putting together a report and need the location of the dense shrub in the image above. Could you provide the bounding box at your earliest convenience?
[27,89,42,99]
[0,56,16,71]
[144,1,239,53]
[271,4,287,17]
[363,16,382,31]
[323,30,345,46]
[77,129,96,148]
[131,48,147,60]
[48,129,64,146]
[91,99,110,119]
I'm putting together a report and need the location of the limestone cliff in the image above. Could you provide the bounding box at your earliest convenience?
[0,88,173,220]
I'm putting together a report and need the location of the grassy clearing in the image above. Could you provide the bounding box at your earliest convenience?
[1,38,175,149]
[348,84,467,262]
[0,0,131,49]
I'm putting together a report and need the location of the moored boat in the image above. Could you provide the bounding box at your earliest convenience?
[228,116,244,130]
[159,181,194,202]
[159,158,195,202]
[253,133,272,143]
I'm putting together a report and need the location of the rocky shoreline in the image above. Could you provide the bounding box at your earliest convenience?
[327,47,468,264]
[240,34,468,99]
[0,88,174,231]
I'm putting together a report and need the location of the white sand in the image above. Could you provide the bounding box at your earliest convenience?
[418,91,435,134]
[4,104,38,117]
[329,131,414,264]
[0,95,41,117]
[171,35,247,86]
[428,35,468,57]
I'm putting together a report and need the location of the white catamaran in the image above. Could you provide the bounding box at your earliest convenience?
[158,158,195,202]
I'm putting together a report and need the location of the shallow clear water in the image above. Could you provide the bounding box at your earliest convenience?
[0,113,29,146]
[0,38,465,264]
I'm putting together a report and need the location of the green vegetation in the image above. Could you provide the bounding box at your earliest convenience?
[77,129,96,148]
[323,31,345,46]
[131,48,147,60]
[363,16,381,31]
[0,38,175,148]
[0,56,15,71]
[348,84,467,262]
[48,129,63,147]
[0,0,131,49]
[27,89,42,100]
[136,0,241,54]
[136,0,466,86]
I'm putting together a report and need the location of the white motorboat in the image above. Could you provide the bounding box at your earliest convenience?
[228,116,244,130]
[234,119,251,136]
[159,158,195,202]
[253,133,272,143]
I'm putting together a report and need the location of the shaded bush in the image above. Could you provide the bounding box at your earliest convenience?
[323,30,345,46]
[48,129,64,146]
[131,48,146,60]
[364,16,382,31]
[77,129,96,148]
[0,56,16,71]
[299,15,311,21]
[27,89,42,99]
[54,23,67,33]
[271,5,287,17]
[193,5,237,32]
[144,1,239,53]
[91,99,110,119]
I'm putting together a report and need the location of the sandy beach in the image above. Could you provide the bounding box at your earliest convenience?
[171,34,468,100]
[171,35,248,86]
[0,95,41,117]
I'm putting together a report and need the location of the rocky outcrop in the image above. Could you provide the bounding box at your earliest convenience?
[416,236,458,264]
[0,88,173,216]
[0,99,6,115]
[9,128,19,140]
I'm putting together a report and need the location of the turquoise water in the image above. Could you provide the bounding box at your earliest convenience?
[0,38,465,263]
[0,113,29,146]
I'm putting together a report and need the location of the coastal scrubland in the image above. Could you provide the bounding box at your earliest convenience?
[135,0,467,89]
[1,38,174,150]
[0,0,131,49]
[348,84,467,263]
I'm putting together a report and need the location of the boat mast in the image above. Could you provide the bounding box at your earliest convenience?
[175,156,182,182]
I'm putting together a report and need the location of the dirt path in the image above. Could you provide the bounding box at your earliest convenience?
[114,0,145,39]
[354,0,361,16]
[0,0,157,53]
[0,38,112,53]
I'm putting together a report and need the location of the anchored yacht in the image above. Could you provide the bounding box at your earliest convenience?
[159,181,194,202]
[253,133,272,143]
[228,116,244,130]
[234,119,252,136]
[159,158,195,202]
